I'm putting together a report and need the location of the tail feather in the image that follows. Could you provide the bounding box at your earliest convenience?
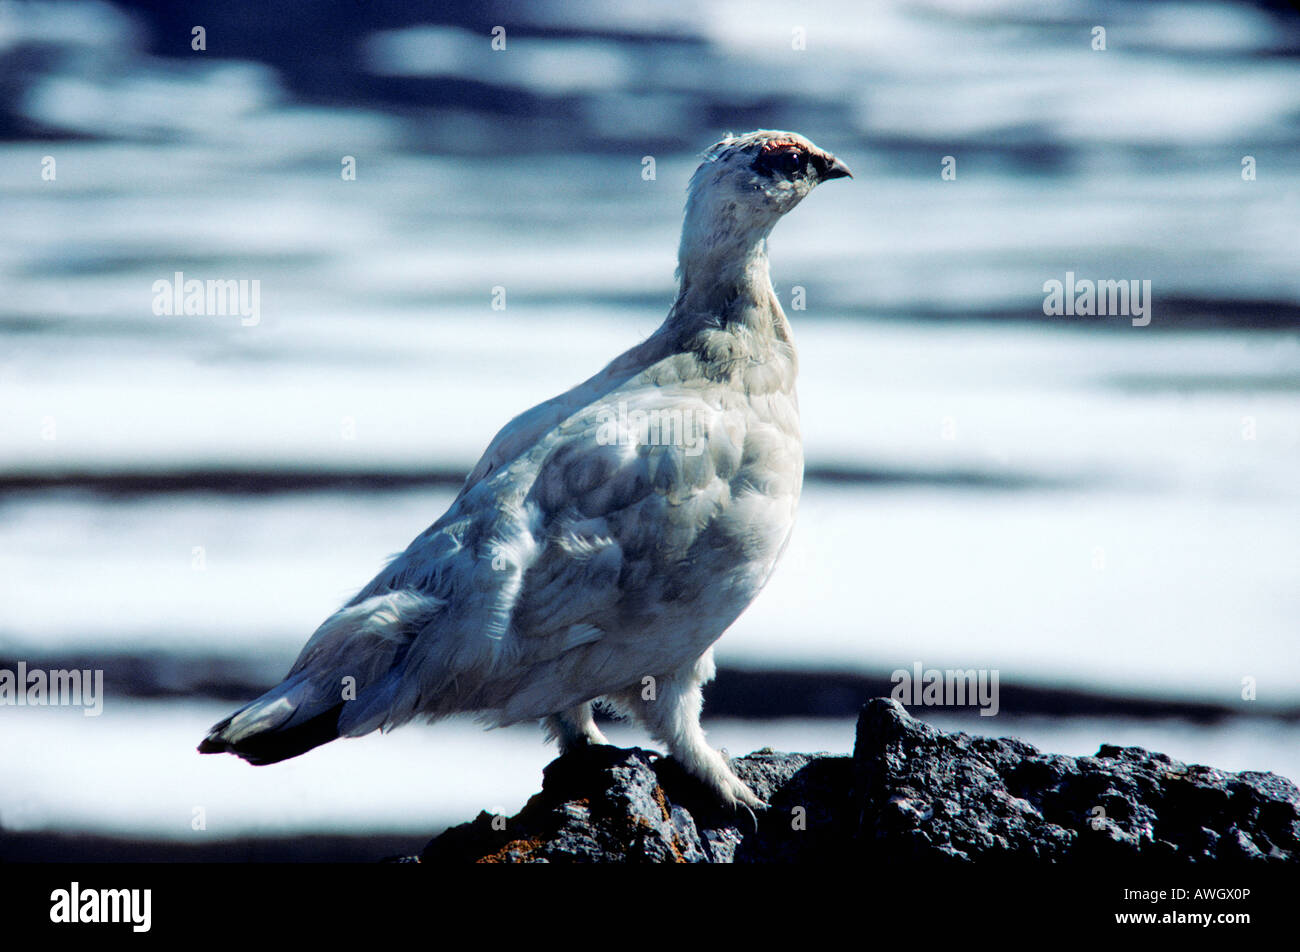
[198,590,445,765]
[199,697,345,765]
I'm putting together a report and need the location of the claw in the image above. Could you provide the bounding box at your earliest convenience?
[738,801,760,834]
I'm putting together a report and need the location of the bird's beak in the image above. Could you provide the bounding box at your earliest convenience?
[817,153,853,182]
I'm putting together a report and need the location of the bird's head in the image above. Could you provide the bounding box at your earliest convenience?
[696,129,851,213]
[678,130,851,281]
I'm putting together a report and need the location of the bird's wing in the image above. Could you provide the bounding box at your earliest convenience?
[331,340,799,733]
[394,366,798,725]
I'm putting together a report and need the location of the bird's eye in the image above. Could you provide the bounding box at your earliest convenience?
[775,149,806,175]
[754,146,808,179]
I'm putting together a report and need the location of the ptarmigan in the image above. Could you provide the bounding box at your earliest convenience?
[199,130,852,809]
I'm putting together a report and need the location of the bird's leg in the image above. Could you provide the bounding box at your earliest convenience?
[626,651,766,811]
[543,700,609,754]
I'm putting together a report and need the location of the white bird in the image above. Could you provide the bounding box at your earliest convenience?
[199,130,852,809]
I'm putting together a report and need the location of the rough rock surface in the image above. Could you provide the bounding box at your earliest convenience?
[418,698,1300,864]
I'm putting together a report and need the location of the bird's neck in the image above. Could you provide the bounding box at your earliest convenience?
[669,207,784,344]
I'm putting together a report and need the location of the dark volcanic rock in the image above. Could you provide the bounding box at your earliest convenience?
[422,744,852,863]
[853,698,1300,863]
[420,698,1300,864]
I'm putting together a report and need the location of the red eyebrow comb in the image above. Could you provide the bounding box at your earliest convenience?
[759,138,803,154]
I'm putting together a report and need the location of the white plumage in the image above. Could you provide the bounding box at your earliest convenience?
[200,130,851,809]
